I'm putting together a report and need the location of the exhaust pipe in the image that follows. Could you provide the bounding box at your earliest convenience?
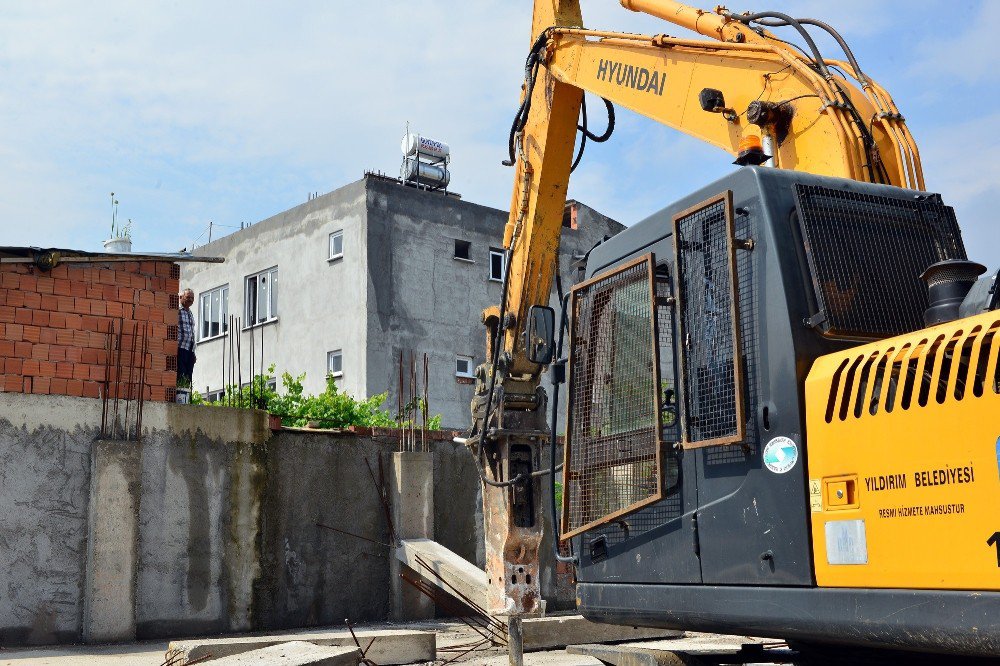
[920,259,986,326]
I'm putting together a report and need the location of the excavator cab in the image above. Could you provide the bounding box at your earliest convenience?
[560,166,1000,655]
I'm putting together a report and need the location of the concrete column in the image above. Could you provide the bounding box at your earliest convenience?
[389,451,434,620]
[83,439,141,643]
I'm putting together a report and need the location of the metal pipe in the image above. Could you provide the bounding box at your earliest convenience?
[619,0,739,42]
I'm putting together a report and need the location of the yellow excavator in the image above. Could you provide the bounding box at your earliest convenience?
[467,0,999,660]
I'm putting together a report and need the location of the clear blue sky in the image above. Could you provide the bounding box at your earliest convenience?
[0,1,996,264]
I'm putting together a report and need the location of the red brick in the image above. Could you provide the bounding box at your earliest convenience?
[5,358,21,375]
[131,274,146,290]
[133,305,150,321]
[56,363,74,379]
[39,328,57,344]
[35,277,54,294]
[33,376,51,394]
[163,309,178,326]
[70,281,88,298]
[72,330,89,347]
[72,298,91,315]
[151,277,166,291]
[0,340,13,356]
[1,272,19,289]
[0,358,4,373]
[106,301,124,317]
[162,370,177,386]
[137,290,153,306]
[82,348,103,364]
[83,381,101,399]
[0,322,4,338]
[56,295,75,311]
[66,379,83,396]
[37,360,56,376]
[91,301,107,316]
[49,311,66,328]
[31,344,49,361]
[55,329,74,345]
[164,340,178,356]
[101,284,116,300]
[155,262,172,278]
[72,364,90,380]
[153,292,169,309]
[50,377,67,394]
[31,310,50,326]
[149,386,166,401]
[166,277,179,294]
[64,313,82,330]
[89,331,106,348]
[81,315,98,331]
[3,289,25,308]
[19,275,36,291]
[14,341,30,357]
[14,308,31,325]
[6,324,23,341]
[40,294,58,310]
[89,365,106,381]
[50,265,68,279]
[22,359,40,376]
[23,291,41,309]
[22,376,31,393]
[0,305,13,323]
[65,347,82,363]
[53,278,72,296]
[117,286,134,302]
[140,261,155,275]
[49,346,67,362]
[96,318,112,333]
[22,326,39,343]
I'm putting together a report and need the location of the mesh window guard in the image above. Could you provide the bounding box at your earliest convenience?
[562,254,663,540]
[673,191,746,449]
[793,184,967,339]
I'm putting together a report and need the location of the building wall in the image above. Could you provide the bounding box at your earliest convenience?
[0,392,494,647]
[0,260,179,402]
[183,176,624,429]
[184,179,370,399]
[365,178,624,429]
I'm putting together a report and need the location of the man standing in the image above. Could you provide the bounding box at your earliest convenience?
[177,288,196,386]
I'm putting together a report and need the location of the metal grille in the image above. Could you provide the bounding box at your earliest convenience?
[794,184,967,338]
[562,254,662,540]
[707,197,759,464]
[673,192,745,448]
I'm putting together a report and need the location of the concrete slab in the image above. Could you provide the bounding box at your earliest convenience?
[166,628,434,664]
[206,641,360,665]
[522,615,683,651]
[396,538,488,608]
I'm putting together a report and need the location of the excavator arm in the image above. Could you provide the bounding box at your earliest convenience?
[470,0,925,653]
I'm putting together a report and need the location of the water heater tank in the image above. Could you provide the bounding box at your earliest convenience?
[400,133,450,160]
[400,159,450,187]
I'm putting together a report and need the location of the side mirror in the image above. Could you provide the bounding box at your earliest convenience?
[524,305,555,365]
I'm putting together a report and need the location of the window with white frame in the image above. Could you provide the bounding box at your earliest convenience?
[329,230,344,260]
[489,248,505,282]
[198,285,229,340]
[456,355,475,378]
[327,349,343,377]
[245,267,278,326]
[203,388,225,403]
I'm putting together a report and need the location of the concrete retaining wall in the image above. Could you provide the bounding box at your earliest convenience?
[0,392,524,647]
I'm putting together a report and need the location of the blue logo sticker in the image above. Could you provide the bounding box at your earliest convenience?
[995,436,999,480]
[763,436,799,474]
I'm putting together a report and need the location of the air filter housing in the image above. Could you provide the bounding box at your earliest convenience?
[920,259,987,325]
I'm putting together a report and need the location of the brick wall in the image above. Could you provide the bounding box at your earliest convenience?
[0,260,180,401]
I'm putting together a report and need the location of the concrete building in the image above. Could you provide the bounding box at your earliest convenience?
[182,174,623,428]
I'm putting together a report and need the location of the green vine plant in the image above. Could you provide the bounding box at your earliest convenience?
[191,365,442,430]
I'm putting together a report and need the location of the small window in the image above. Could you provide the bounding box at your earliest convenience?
[329,230,344,260]
[562,203,578,229]
[489,248,505,282]
[456,355,475,378]
[203,389,225,403]
[454,239,472,261]
[245,267,278,326]
[327,349,343,378]
[198,285,229,341]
